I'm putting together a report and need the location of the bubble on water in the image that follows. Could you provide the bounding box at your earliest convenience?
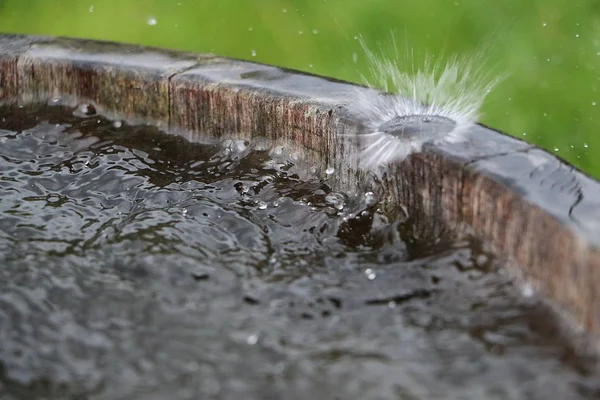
[246,334,259,345]
[147,17,157,26]
[325,166,335,175]
[251,49,257,57]
[347,35,502,170]
[364,191,377,206]
[365,268,376,280]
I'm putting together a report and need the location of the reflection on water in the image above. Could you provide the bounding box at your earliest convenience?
[0,105,598,399]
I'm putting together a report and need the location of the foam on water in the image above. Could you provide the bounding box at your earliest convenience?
[349,36,502,169]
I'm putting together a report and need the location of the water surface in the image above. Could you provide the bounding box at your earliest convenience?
[0,105,598,399]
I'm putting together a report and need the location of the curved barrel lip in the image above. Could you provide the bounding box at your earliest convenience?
[1,32,600,346]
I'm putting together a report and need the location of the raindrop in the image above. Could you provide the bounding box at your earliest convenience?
[308,64,314,68]
[113,120,122,128]
[257,201,267,210]
[282,8,288,13]
[576,33,580,38]
[553,148,559,152]
[388,301,397,308]
[251,49,257,57]
[89,5,94,12]
[325,166,335,174]
[248,26,253,32]
[542,22,547,27]
[147,17,157,26]
[312,29,318,34]
[584,143,589,148]
[593,101,597,106]
[298,30,304,35]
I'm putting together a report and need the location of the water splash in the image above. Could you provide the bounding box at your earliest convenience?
[349,36,502,170]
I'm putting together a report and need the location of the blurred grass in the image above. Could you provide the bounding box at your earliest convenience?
[1,0,600,177]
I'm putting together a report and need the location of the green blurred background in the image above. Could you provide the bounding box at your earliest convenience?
[1,0,599,177]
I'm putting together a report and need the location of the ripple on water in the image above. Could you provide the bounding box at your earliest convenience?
[0,104,598,400]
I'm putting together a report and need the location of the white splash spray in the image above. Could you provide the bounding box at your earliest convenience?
[348,36,502,170]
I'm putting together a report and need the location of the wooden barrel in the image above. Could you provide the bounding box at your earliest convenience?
[1,33,600,346]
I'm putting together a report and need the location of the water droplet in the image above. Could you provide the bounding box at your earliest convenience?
[522,132,527,136]
[312,29,318,34]
[282,8,288,13]
[325,166,335,175]
[553,148,559,152]
[542,22,547,27]
[248,26,253,32]
[522,282,534,298]
[89,5,94,12]
[388,301,397,308]
[113,120,122,128]
[257,201,267,210]
[576,33,580,38]
[593,101,597,106]
[325,193,345,210]
[246,334,258,345]
[308,64,313,68]
[147,17,157,26]
[546,58,550,62]
[352,52,358,63]
[298,30,304,35]
[251,49,256,57]
[364,191,377,206]
[584,143,589,148]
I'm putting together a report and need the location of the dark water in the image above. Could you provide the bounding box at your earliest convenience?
[0,104,598,400]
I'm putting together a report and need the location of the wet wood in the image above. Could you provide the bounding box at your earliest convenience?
[1,33,600,344]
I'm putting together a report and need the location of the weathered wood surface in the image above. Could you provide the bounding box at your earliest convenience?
[1,33,600,342]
